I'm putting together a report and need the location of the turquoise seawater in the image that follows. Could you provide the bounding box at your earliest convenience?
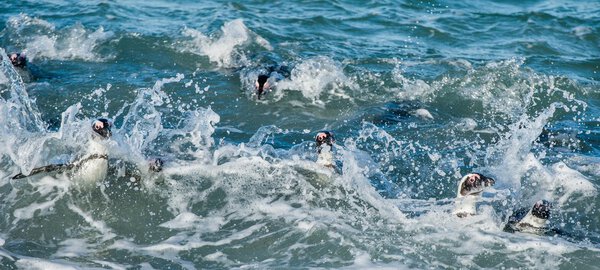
[0,0,599,269]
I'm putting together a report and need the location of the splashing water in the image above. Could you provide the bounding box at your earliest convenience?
[5,14,114,61]
[181,19,271,68]
[0,1,599,269]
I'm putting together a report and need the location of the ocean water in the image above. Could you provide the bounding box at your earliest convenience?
[0,0,599,269]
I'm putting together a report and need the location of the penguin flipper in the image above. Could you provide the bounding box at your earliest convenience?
[11,163,73,179]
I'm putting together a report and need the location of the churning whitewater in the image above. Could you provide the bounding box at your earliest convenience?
[0,1,599,269]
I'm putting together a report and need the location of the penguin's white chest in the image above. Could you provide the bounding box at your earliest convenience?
[517,211,548,229]
[74,140,108,186]
[76,157,108,185]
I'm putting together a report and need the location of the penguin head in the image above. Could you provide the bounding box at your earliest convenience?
[148,158,164,172]
[531,200,551,220]
[8,52,26,68]
[315,131,335,153]
[459,173,495,197]
[514,199,552,231]
[92,118,112,139]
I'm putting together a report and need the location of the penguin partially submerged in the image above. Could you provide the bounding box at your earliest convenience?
[74,118,112,185]
[255,74,270,99]
[253,65,290,99]
[452,173,496,217]
[504,200,552,234]
[12,119,112,186]
[12,119,165,186]
[315,131,335,168]
[148,158,164,173]
[7,52,27,68]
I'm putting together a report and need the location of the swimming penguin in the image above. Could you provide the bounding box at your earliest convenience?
[290,131,337,188]
[504,200,552,234]
[12,118,112,186]
[117,157,166,185]
[74,118,112,185]
[7,52,27,68]
[254,65,290,99]
[148,158,164,173]
[255,74,269,99]
[315,131,335,168]
[13,119,165,187]
[361,101,434,127]
[452,173,495,218]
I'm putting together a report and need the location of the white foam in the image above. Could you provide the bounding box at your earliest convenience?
[572,26,592,38]
[67,203,116,241]
[401,199,586,268]
[0,47,49,173]
[182,19,271,67]
[411,108,434,120]
[392,63,435,100]
[276,57,357,102]
[346,252,409,270]
[489,104,560,190]
[204,251,229,264]
[54,238,92,258]
[0,70,8,85]
[8,14,113,61]
[159,212,201,229]
[159,212,225,232]
[12,175,70,223]
[447,58,473,70]
[568,156,600,177]
[112,223,265,253]
[456,118,478,131]
[16,258,79,270]
[116,74,184,152]
[90,260,128,270]
[297,221,317,231]
[548,162,597,205]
